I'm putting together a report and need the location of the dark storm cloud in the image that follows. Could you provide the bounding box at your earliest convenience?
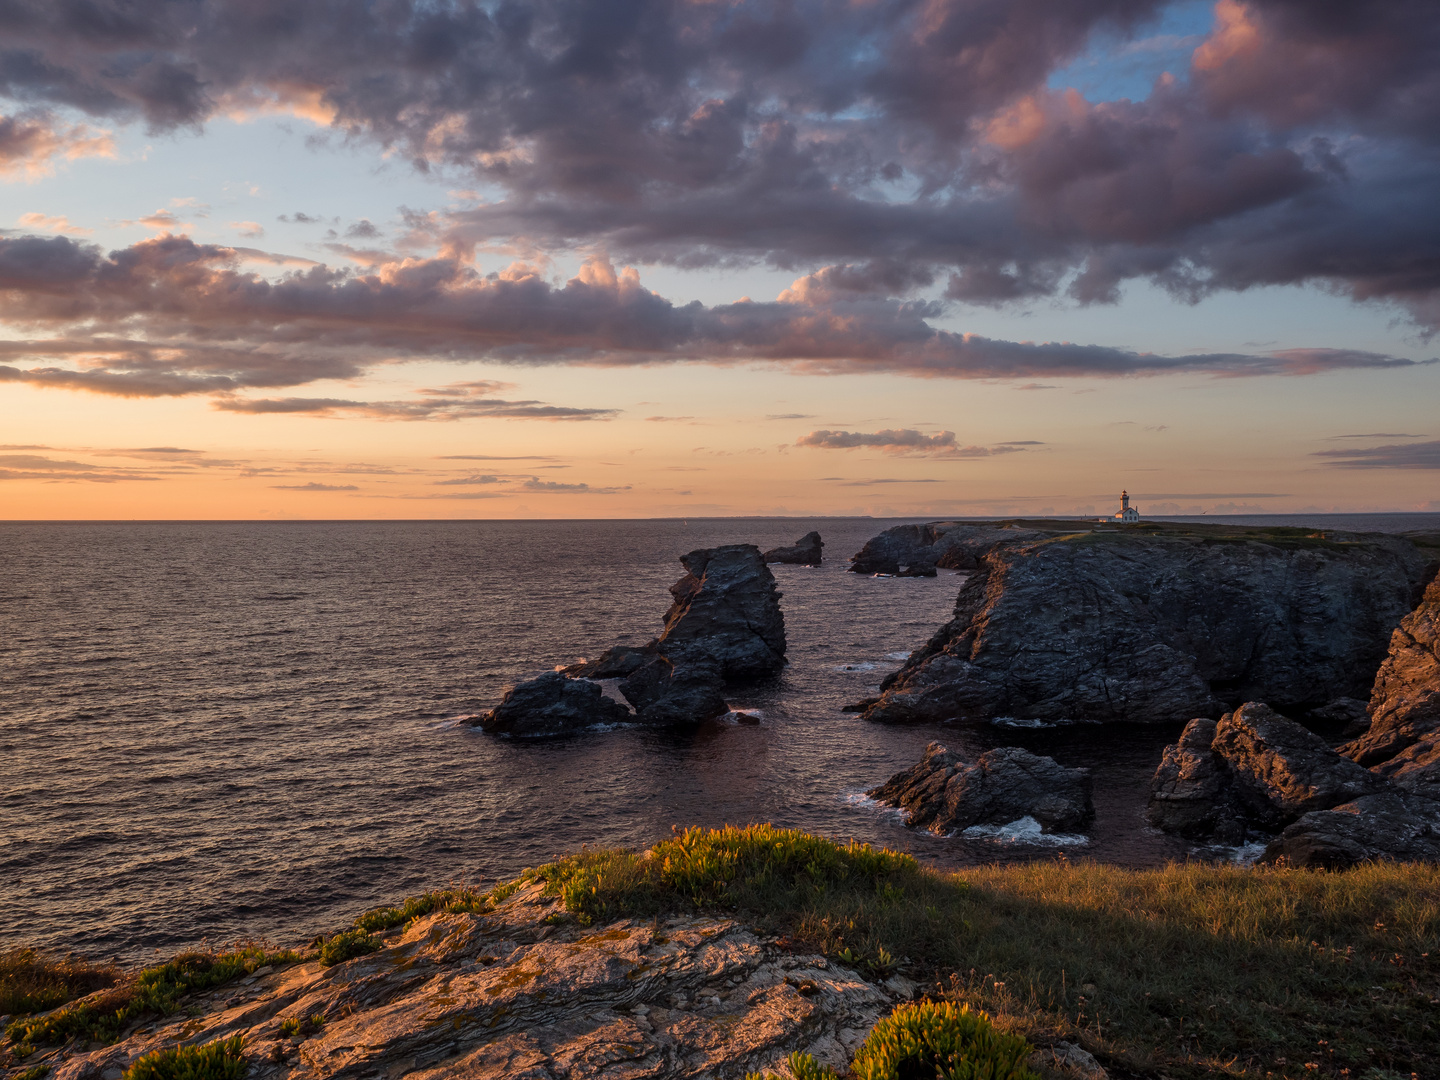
[0,236,1429,400]
[1312,440,1440,469]
[0,0,1434,326]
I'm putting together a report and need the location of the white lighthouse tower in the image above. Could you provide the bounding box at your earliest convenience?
[1112,490,1141,523]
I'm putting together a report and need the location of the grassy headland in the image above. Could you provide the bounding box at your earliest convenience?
[525,825,1439,1079]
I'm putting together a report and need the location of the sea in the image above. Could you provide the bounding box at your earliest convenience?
[3,513,1437,963]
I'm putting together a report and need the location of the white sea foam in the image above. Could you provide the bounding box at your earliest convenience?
[990,715,1101,729]
[886,651,911,661]
[841,790,907,823]
[961,817,1090,846]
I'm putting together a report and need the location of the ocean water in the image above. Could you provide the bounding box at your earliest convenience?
[2,514,1436,963]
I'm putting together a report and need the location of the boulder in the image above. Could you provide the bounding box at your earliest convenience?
[477,672,632,737]
[1309,696,1371,735]
[1368,730,1440,798]
[862,530,1431,725]
[619,655,729,726]
[1259,791,1440,868]
[868,742,1093,835]
[763,531,824,565]
[849,522,1048,576]
[562,643,657,679]
[1147,702,1389,844]
[655,544,786,681]
[1341,572,1440,767]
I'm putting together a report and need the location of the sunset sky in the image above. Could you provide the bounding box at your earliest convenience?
[1,0,1437,519]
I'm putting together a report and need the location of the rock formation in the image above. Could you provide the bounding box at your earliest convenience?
[1146,703,1386,842]
[1147,701,1440,866]
[868,742,1093,835]
[849,522,1047,576]
[1340,572,1440,797]
[862,530,1431,725]
[763,531,824,565]
[619,655,730,726]
[30,882,910,1080]
[656,545,786,681]
[563,643,658,679]
[477,671,632,737]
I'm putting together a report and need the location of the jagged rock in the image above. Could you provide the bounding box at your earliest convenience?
[1309,696,1371,735]
[1145,719,1249,843]
[1369,731,1440,797]
[38,883,906,1080]
[1259,791,1440,868]
[619,655,729,726]
[863,531,1431,725]
[849,522,1047,576]
[476,672,632,737]
[562,642,658,679]
[763,531,824,565]
[1147,703,1389,843]
[655,544,786,681]
[868,742,1093,834]
[1342,572,1440,767]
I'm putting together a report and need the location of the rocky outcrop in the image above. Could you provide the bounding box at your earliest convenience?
[655,545,786,681]
[562,643,659,679]
[619,655,730,726]
[1260,791,1440,868]
[29,883,909,1080]
[868,742,1093,835]
[763,531,824,565]
[849,522,1047,576]
[863,531,1431,725]
[477,671,632,737]
[1145,719,1249,843]
[1341,573,1440,774]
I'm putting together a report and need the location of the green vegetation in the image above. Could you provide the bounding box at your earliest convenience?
[524,825,1440,1078]
[12,1065,50,1080]
[316,929,381,967]
[353,886,493,933]
[0,948,120,1016]
[6,947,298,1048]
[277,1013,325,1038]
[121,1034,245,1080]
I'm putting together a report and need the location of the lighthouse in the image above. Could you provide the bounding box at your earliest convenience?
[1112,490,1141,523]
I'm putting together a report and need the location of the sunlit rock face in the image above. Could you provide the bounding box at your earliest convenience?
[862,532,1432,725]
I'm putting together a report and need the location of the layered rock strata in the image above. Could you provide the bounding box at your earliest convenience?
[849,522,1046,576]
[868,742,1093,835]
[1341,573,1440,797]
[29,883,909,1080]
[763,531,824,565]
[863,532,1431,725]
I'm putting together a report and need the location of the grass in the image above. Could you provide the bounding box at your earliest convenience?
[0,948,120,1017]
[316,930,381,968]
[351,884,506,934]
[122,1034,245,1080]
[6,946,299,1048]
[524,825,1440,1079]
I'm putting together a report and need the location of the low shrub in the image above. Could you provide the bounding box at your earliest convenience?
[353,886,494,934]
[849,1001,1037,1080]
[317,930,381,968]
[6,947,298,1047]
[0,948,120,1016]
[13,1065,50,1080]
[277,1013,325,1038]
[122,1034,245,1080]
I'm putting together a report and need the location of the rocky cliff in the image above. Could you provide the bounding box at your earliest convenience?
[848,522,1047,576]
[862,528,1433,725]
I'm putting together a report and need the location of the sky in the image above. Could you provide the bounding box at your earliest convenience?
[1,0,1437,519]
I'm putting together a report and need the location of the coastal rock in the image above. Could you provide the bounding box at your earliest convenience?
[619,655,729,726]
[863,530,1431,725]
[477,671,632,737]
[1368,731,1440,797]
[656,544,786,681]
[1148,702,1389,844]
[763,531,824,565]
[562,643,658,679]
[1341,572,1440,768]
[1259,791,1440,868]
[36,884,903,1080]
[1309,696,1371,733]
[868,742,1093,834]
[849,522,1047,576]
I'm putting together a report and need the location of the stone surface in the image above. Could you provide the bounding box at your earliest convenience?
[862,531,1431,725]
[763,531,824,566]
[477,672,632,737]
[1369,730,1440,797]
[1260,791,1440,868]
[35,885,904,1080]
[562,643,658,679]
[849,522,1048,576]
[1145,719,1249,844]
[1342,572,1440,768]
[655,545,786,681]
[619,655,730,726]
[868,742,1093,834]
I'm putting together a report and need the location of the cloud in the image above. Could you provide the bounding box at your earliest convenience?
[0,113,114,181]
[1313,440,1440,470]
[16,213,90,235]
[796,429,1029,458]
[0,452,159,482]
[766,413,814,420]
[434,474,500,485]
[231,221,265,239]
[516,479,631,494]
[270,482,359,491]
[1327,432,1425,439]
[837,478,944,485]
[645,415,695,422]
[213,394,616,421]
[437,454,560,461]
